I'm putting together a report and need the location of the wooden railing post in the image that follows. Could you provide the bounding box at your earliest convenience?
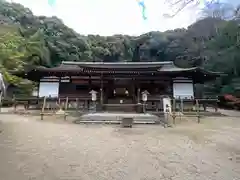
[65,97,69,111]
[196,99,200,123]
[64,97,69,120]
[41,96,46,120]
[214,100,218,112]
[172,98,176,125]
[180,99,183,113]
[143,101,146,113]
[76,98,78,111]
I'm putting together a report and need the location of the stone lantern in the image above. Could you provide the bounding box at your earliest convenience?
[141,90,149,113]
[89,90,97,112]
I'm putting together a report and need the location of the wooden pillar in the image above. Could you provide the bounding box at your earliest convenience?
[192,78,197,100]
[89,76,92,91]
[170,79,174,98]
[37,82,40,97]
[100,88,103,104]
[100,74,104,111]
[131,80,135,103]
[137,88,140,103]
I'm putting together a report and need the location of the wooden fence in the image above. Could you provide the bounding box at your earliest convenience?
[0,96,222,127]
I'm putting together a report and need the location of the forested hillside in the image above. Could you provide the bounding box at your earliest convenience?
[0,1,240,96]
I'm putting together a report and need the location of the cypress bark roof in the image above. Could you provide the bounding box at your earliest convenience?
[27,61,220,75]
[12,61,222,83]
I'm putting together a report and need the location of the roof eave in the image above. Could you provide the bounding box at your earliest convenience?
[158,66,222,76]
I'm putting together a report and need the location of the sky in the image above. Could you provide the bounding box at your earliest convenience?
[6,0,202,36]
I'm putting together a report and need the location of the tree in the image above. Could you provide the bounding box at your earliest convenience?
[164,0,198,17]
[0,28,27,71]
[23,29,51,66]
[0,27,31,95]
[200,2,235,20]
[165,0,239,20]
[203,21,240,95]
[1,0,240,97]
[0,25,49,95]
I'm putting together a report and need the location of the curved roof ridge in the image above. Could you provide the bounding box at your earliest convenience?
[62,61,173,65]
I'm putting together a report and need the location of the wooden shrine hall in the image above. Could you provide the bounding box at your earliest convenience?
[15,61,220,112]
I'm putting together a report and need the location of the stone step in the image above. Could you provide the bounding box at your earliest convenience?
[76,113,164,125]
[79,116,159,121]
[78,120,158,124]
[75,120,158,124]
[72,112,170,127]
[80,113,160,122]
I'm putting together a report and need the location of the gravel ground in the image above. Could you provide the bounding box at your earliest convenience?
[0,114,240,180]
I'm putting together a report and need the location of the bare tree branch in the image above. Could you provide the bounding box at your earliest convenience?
[164,0,239,21]
[164,0,199,17]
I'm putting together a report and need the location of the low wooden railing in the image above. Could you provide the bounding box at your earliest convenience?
[0,96,223,127]
[1,96,219,114]
[172,98,218,112]
[1,96,93,111]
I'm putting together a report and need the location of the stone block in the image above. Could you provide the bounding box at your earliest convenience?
[121,117,133,128]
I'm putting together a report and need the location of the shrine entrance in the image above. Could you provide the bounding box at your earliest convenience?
[104,79,139,112]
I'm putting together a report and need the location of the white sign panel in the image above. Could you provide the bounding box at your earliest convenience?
[38,82,59,98]
[173,82,194,99]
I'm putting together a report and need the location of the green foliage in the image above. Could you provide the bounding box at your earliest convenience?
[0,0,240,96]
[203,20,240,95]
[0,27,27,90]
[0,25,48,95]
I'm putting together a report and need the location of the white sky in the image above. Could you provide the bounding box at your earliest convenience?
[7,0,201,36]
